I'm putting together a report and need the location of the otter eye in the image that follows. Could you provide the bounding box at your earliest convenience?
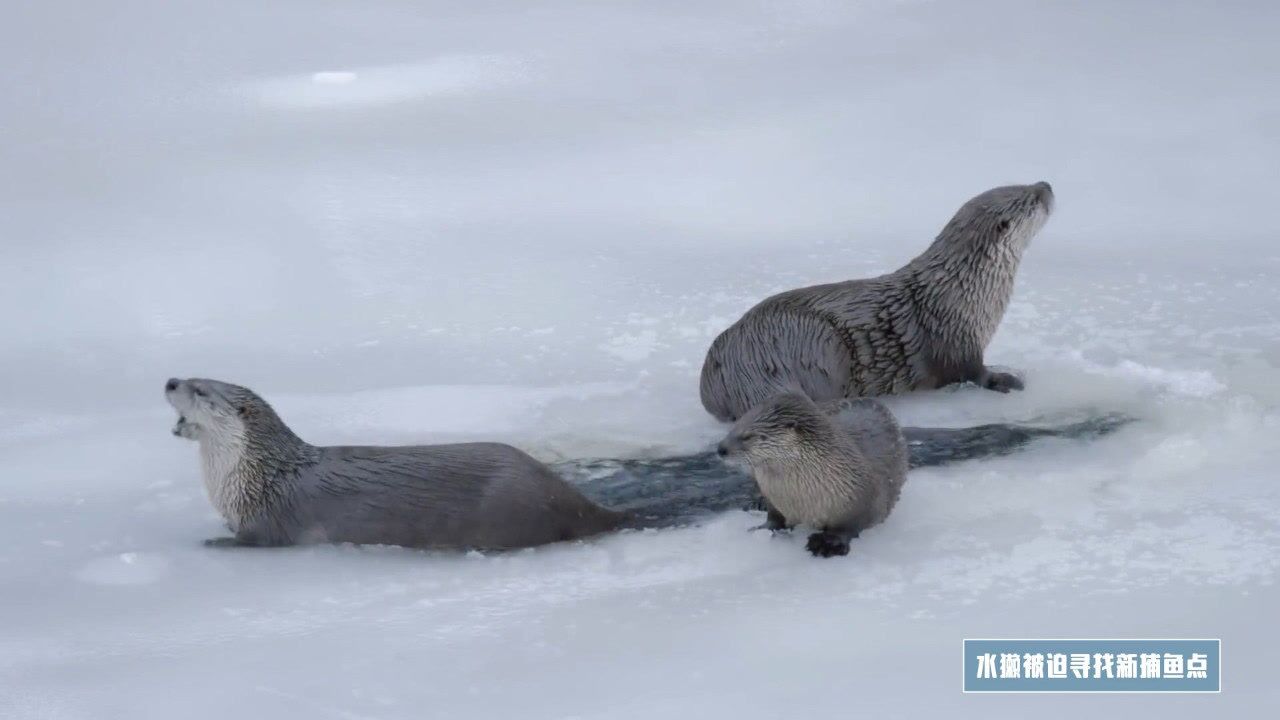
[997,219,1011,232]
[193,388,208,398]
[237,405,249,417]
[740,433,755,442]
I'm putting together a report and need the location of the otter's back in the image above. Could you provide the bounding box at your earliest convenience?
[701,274,921,419]
[296,442,622,550]
[821,398,909,503]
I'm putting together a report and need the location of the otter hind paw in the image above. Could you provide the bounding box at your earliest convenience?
[805,531,851,558]
[982,370,1025,393]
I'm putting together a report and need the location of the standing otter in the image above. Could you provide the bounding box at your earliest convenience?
[165,377,625,550]
[700,182,1055,421]
[716,393,909,558]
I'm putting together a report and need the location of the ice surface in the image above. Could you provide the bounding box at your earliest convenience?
[2,0,1278,717]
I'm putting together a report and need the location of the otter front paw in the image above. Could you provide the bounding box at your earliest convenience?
[805,531,851,558]
[764,506,793,532]
[749,512,794,535]
[748,523,793,535]
[172,416,199,439]
[982,370,1025,393]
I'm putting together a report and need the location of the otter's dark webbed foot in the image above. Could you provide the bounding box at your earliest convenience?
[205,528,279,548]
[980,369,1024,393]
[751,506,795,534]
[806,530,854,558]
[766,506,793,532]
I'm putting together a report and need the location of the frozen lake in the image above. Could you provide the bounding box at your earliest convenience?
[2,0,1277,717]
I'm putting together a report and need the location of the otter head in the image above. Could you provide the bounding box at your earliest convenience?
[164,377,290,447]
[940,181,1054,254]
[716,392,834,468]
[165,378,306,528]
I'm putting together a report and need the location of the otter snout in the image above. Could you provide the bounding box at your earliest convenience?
[1032,181,1054,211]
[716,436,748,465]
[164,377,195,416]
[165,378,191,407]
[717,435,743,457]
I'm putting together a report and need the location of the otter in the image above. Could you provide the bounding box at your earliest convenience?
[699,182,1055,422]
[715,393,909,558]
[165,377,626,550]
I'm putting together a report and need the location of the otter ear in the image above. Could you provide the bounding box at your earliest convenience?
[997,219,1011,232]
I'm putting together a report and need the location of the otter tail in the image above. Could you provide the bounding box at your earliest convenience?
[558,412,1133,529]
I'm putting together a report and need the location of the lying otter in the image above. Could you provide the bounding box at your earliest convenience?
[166,377,625,549]
[717,393,909,558]
[700,182,1055,422]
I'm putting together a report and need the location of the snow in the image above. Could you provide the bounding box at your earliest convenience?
[2,0,1278,717]
[245,57,530,110]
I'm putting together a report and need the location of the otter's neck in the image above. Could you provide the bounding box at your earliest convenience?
[901,235,1024,357]
[198,422,317,531]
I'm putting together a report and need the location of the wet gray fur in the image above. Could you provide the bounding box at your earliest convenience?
[166,378,624,550]
[717,393,909,557]
[700,182,1055,422]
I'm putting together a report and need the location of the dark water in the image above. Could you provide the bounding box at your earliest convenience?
[558,413,1133,527]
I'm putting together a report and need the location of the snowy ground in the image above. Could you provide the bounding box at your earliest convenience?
[3,0,1278,717]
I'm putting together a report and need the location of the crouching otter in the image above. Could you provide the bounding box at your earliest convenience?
[716,393,909,558]
[166,377,625,550]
